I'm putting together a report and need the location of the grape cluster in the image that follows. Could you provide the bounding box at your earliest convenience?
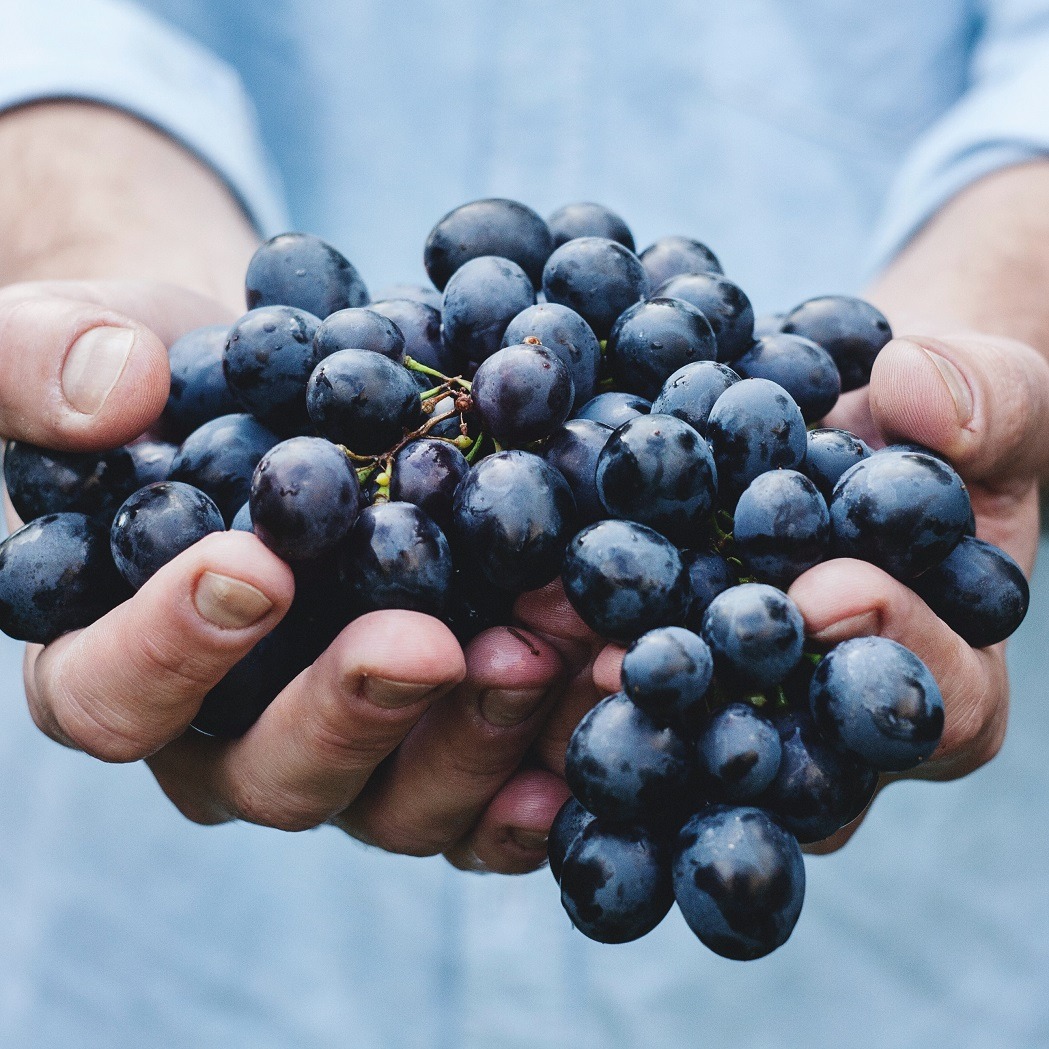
[0,198,1030,957]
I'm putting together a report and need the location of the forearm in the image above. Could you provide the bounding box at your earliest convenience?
[867,160,1049,357]
[0,101,258,311]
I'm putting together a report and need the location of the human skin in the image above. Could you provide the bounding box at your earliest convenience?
[2,102,1047,870]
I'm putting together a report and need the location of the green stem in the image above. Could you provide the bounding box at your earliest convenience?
[464,432,485,463]
[404,356,450,382]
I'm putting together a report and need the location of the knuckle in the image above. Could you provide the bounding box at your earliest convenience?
[135,629,223,695]
[53,699,155,763]
[349,810,445,858]
[225,777,323,832]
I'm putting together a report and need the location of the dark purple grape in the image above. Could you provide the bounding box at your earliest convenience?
[910,535,1029,647]
[606,298,718,399]
[829,450,971,579]
[374,284,442,310]
[705,378,807,506]
[231,502,253,532]
[621,626,713,729]
[0,513,130,643]
[733,333,840,423]
[542,237,650,340]
[128,440,177,487]
[595,414,717,545]
[565,692,692,827]
[442,565,515,645]
[760,710,879,843]
[650,361,740,436]
[4,441,137,524]
[674,806,804,961]
[561,520,690,643]
[110,482,224,589]
[162,325,239,441]
[502,302,601,408]
[697,704,782,801]
[752,313,785,339]
[313,307,405,362]
[803,428,871,499]
[560,820,673,944]
[732,470,830,588]
[306,349,423,455]
[245,232,368,318]
[639,236,723,289]
[340,501,453,617]
[540,419,611,525]
[441,256,536,368]
[809,637,944,772]
[451,450,576,593]
[471,344,574,446]
[223,305,322,433]
[547,202,634,251]
[424,198,553,291]
[548,796,596,883]
[389,437,470,532]
[781,295,892,393]
[701,584,804,691]
[681,549,737,629]
[249,437,360,562]
[169,414,281,525]
[572,391,651,428]
[657,273,754,363]
[369,299,456,374]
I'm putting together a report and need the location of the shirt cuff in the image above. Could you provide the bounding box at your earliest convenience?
[0,0,290,237]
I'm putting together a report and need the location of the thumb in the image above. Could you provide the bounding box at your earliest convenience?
[869,333,1049,483]
[0,279,231,452]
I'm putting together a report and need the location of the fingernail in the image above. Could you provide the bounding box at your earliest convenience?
[809,609,881,644]
[479,687,547,728]
[921,347,973,426]
[509,828,549,851]
[361,676,436,709]
[194,571,273,629]
[61,326,136,415]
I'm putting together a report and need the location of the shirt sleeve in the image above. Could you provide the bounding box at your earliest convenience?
[866,0,1049,273]
[0,0,289,236]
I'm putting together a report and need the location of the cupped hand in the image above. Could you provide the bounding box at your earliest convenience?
[0,278,589,874]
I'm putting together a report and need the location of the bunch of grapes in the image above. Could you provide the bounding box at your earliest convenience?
[0,198,1030,958]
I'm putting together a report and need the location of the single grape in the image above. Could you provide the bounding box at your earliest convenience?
[606,298,718,399]
[910,535,1030,647]
[169,414,281,525]
[701,584,804,691]
[548,796,596,883]
[621,626,713,729]
[565,692,692,827]
[656,273,754,362]
[245,231,368,318]
[424,198,553,290]
[128,441,177,487]
[111,482,225,589]
[681,549,737,629]
[540,419,612,525]
[560,820,673,944]
[0,513,130,643]
[697,704,782,801]
[572,391,651,428]
[547,202,635,251]
[809,637,944,772]
[162,325,239,440]
[650,360,740,436]
[639,236,723,289]
[250,437,361,562]
[803,427,871,499]
[306,348,423,455]
[389,437,470,532]
[542,237,650,340]
[340,501,453,617]
[369,298,456,374]
[673,806,804,961]
[231,502,253,532]
[752,313,785,339]
[781,295,892,392]
[451,450,576,593]
[373,284,442,310]
[313,307,405,362]
[471,343,574,446]
[442,565,516,645]
[733,333,840,423]
[595,413,717,545]
[561,520,690,643]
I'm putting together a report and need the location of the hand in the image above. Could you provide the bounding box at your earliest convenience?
[1,278,585,874]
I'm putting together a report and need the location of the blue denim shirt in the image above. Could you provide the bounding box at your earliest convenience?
[1,1,1049,1046]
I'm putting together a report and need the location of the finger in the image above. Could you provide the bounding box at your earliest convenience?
[26,531,294,762]
[513,578,605,671]
[789,558,1008,780]
[151,611,467,832]
[869,333,1049,483]
[444,768,572,874]
[593,644,626,695]
[0,280,228,451]
[336,626,564,854]
[530,657,605,777]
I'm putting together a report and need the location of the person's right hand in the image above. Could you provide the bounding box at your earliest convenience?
[2,278,583,874]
